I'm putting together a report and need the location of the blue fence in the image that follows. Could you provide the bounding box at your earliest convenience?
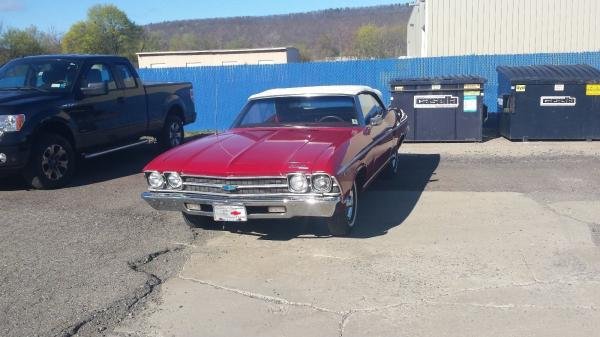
[138,51,600,131]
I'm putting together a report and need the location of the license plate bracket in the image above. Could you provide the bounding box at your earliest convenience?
[213,204,248,222]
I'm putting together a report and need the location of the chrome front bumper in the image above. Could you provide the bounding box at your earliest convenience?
[142,192,341,219]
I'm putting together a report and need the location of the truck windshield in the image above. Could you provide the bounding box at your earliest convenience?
[234,96,360,128]
[0,59,82,92]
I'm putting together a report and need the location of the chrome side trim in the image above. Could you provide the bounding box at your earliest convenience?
[362,155,393,189]
[84,139,150,159]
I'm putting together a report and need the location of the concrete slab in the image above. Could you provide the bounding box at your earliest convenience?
[115,191,600,336]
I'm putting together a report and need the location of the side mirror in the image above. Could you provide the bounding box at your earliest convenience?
[81,82,108,96]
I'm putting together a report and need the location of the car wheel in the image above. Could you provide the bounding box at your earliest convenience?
[327,183,358,236]
[159,115,184,149]
[23,133,76,190]
[182,212,219,229]
[382,148,399,179]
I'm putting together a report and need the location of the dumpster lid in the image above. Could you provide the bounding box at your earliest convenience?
[496,64,600,84]
[390,75,487,87]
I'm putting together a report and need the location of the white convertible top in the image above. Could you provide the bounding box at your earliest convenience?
[249,85,383,102]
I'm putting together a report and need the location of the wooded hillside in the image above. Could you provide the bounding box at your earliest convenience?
[144,4,412,60]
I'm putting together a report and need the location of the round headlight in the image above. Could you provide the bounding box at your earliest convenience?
[288,174,309,193]
[148,171,165,189]
[312,174,333,193]
[167,172,183,189]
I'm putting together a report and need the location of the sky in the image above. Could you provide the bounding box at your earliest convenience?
[0,0,410,33]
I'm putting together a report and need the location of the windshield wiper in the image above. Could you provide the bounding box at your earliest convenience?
[0,86,49,93]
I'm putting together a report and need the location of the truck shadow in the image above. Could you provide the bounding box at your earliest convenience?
[0,134,209,191]
[227,153,441,240]
[0,145,163,191]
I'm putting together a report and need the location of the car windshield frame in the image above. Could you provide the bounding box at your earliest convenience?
[232,95,364,129]
[0,58,83,93]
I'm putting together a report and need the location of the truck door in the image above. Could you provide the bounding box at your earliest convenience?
[111,62,148,140]
[67,62,122,148]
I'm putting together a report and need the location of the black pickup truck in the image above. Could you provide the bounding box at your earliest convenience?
[0,55,196,189]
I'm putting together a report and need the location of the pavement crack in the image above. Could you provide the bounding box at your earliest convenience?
[520,252,542,284]
[338,311,353,337]
[422,299,597,311]
[55,245,185,337]
[178,275,337,314]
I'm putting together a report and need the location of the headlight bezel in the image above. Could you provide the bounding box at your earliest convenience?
[165,172,183,190]
[288,173,310,193]
[311,174,333,193]
[0,114,26,134]
[147,171,165,189]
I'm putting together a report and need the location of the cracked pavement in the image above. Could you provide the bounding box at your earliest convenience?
[110,139,600,337]
[0,145,208,337]
[1,139,599,337]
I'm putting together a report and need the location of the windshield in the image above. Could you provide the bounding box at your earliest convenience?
[234,96,360,128]
[0,59,82,92]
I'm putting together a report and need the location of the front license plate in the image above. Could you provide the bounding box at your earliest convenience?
[213,204,248,222]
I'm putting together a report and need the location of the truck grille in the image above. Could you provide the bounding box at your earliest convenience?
[182,176,290,195]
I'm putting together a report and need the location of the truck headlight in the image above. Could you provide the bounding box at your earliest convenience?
[0,114,26,136]
[147,171,165,189]
[312,174,333,193]
[166,172,183,189]
[288,173,309,193]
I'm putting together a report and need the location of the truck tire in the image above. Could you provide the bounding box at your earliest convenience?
[159,114,184,149]
[23,133,76,190]
[326,183,358,236]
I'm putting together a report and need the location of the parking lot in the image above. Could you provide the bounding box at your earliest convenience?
[2,139,600,337]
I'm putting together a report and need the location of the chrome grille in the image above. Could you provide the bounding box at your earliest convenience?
[182,176,289,195]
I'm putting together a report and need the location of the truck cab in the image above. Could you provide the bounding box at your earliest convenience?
[0,55,196,189]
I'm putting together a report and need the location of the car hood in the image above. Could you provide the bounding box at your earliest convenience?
[145,127,359,176]
[0,90,63,107]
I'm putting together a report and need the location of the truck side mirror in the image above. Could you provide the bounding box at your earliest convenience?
[81,82,108,96]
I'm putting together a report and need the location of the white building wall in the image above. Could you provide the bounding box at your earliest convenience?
[407,0,600,57]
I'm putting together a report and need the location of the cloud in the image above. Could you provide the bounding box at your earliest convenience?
[0,0,25,12]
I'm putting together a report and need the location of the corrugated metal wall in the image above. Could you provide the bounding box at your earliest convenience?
[138,51,600,131]
[408,0,600,57]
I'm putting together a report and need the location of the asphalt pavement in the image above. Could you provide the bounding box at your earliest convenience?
[1,139,599,337]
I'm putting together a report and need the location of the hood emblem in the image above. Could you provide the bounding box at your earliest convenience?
[222,185,238,192]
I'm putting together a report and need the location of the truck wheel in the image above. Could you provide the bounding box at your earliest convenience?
[381,149,399,179]
[327,183,358,236]
[182,212,219,229]
[23,133,76,190]
[159,115,184,149]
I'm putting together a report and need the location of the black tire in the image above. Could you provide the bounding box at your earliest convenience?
[23,133,76,190]
[182,212,219,229]
[159,114,184,149]
[381,148,400,179]
[326,183,358,236]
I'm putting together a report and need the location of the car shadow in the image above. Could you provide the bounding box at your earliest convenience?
[218,153,441,240]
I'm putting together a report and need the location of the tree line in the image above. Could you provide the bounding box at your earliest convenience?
[1,4,409,66]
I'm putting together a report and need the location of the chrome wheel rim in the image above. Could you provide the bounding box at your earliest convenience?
[169,121,183,147]
[345,186,356,227]
[41,144,69,181]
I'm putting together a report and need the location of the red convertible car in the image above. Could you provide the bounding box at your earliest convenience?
[142,85,408,236]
